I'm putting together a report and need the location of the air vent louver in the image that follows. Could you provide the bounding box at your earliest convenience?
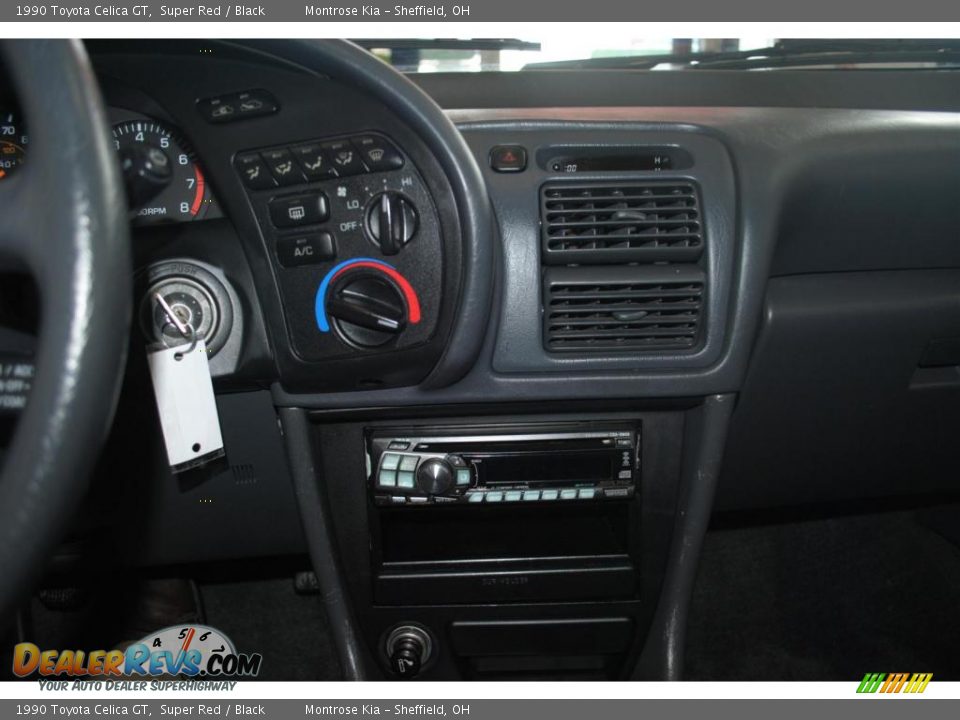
[541,182,703,264]
[543,266,704,352]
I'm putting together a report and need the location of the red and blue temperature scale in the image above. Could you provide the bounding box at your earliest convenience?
[314,257,422,332]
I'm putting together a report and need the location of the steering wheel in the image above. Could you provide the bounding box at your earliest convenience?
[0,41,131,622]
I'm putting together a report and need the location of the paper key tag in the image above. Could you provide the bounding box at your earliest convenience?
[147,338,225,473]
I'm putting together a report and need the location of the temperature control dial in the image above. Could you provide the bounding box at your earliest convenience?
[366,192,418,255]
[327,273,406,348]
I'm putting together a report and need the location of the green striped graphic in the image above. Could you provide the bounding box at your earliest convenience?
[857,673,886,693]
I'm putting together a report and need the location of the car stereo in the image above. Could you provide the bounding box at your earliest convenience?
[368,427,639,506]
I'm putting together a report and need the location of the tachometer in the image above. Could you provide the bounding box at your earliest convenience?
[112,117,216,226]
[0,111,27,181]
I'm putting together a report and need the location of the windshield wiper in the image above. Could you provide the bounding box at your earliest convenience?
[522,39,960,71]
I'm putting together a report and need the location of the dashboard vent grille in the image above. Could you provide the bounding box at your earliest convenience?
[543,267,704,352]
[541,182,703,264]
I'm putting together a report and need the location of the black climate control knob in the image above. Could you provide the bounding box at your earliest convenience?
[367,192,418,255]
[327,274,405,348]
[417,458,454,496]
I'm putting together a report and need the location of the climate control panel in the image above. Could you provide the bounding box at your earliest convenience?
[235,132,444,365]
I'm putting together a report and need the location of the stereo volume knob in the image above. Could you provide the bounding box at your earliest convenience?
[417,458,454,496]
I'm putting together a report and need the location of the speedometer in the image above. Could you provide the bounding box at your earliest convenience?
[112,117,217,226]
[0,111,27,181]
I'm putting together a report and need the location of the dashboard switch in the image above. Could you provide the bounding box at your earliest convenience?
[366,192,418,255]
[234,89,279,119]
[321,139,366,176]
[276,233,336,268]
[269,192,329,228]
[291,143,337,180]
[262,148,306,186]
[352,135,404,172]
[198,89,278,124]
[490,145,527,173]
[235,152,277,190]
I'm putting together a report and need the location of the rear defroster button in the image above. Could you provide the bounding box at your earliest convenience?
[269,192,329,228]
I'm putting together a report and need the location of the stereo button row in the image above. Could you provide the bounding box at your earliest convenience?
[466,488,600,503]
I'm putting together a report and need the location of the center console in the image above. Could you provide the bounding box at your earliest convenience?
[303,408,690,680]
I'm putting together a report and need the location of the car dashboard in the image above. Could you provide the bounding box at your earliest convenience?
[3,39,960,681]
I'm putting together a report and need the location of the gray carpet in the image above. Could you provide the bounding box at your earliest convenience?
[686,510,960,680]
[198,576,341,681]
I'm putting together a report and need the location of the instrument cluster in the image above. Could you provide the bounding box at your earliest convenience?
[0,104,221,227]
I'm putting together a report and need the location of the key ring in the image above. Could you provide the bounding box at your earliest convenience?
[173,324,198,361]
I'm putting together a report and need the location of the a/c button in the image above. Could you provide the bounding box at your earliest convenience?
[276,233,336,267]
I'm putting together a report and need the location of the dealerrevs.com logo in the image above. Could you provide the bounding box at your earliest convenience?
[13,625,262,679]
[857,673,933,694]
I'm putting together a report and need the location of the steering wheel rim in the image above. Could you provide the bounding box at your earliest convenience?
[0,40,131,621]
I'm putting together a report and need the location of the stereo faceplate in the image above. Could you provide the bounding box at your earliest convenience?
[368,428,639,506]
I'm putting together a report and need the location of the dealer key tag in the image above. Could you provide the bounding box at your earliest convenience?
[147,295,224,473]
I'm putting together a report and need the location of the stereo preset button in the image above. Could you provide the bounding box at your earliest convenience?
[522,491,541,502]
[504,491,523,502]
[381,454,401,471]
[541,490,559,501]
[578,488,597,500]
[486,492,504,503]
[399,455,419,472]
[378,469,397,488]
[397,471,416,489]
[468,493,484,503]
[560,489,578,500]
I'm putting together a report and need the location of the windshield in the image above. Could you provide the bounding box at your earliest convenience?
[357,38,960,73]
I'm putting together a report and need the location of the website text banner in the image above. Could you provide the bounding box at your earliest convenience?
[5,0,960,22]
[0,700,959,719]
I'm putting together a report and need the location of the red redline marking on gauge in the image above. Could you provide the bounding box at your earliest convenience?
[191,165,205,216]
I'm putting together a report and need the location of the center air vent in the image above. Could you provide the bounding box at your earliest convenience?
[541,182,703,265]
[543,266,704,352]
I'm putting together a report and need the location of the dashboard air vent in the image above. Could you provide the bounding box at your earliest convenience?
[543,266,704,352]
[541,182,703,264]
